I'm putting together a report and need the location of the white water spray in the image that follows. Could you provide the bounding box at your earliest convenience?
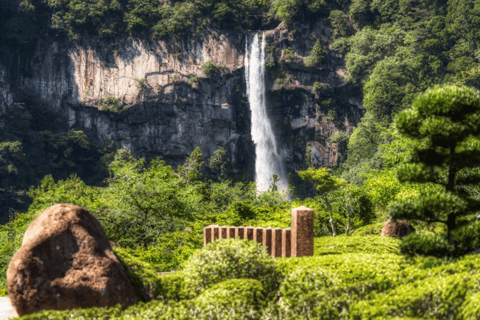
[245,33,287,192]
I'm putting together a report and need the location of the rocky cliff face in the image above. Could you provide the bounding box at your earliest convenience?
[0,20,362,181]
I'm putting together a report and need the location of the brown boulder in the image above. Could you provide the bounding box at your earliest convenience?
[381,220,415,240]
[7,204,139,317]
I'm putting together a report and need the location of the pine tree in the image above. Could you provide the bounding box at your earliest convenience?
[298,167,347,236]
[389,85,480,257]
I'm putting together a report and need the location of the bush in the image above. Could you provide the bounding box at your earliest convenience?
[180,238,282,300]
[283,47,295,61]
[96,94,126,113]
[399,233,455,257]
[202,61,225,77]
[111,246,162,302]
[193,279,265,319]
[450,221,480,256]
[153,271,191,302]
[314,234,400,255]
[304,40,326,68]
[312,81,324,92]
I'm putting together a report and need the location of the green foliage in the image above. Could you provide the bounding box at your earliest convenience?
[389,85,480,257]
[283,47,295,61]
[189,75,199,84]
[209,147,229,180]
[298,167,348,236]
[97,94,126,113]
[111,246,162,302]
[153,271,191,302]
[399,233,455,258]
[304,40,326,68]
[193,279,266,318]
[180,238,282,300]
[312,81,324,92]
[136,78,147,92]
[202,60,225,77]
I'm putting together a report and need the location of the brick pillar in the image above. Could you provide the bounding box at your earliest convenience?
[263,228,272,255]
[272,228,283,257]
[204,226,213,246]
[220,226,228,238]
[212,225,220,242]
[291,207,314,257]
[227,227,236,238]
[254,227,263,245]
[236,227,245,239]
[246,227,254,241]
[282,229,291,257]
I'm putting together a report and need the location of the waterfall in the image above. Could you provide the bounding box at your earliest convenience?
[245,33,287,192]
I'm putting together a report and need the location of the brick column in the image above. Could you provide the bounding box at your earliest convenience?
[204,226,213,246]
[291,207,314,257]
[254,227,263,245]
[282,229,291,257]
[220,226,228,238]
[227,227,236,238]
[263,228,272,255]
[236,227,245,239]
[212,225,220,242]
[272,228,283,257]
[246,227,254,241]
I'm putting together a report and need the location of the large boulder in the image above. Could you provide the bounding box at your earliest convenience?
[7,204,139,317]
[381,220,415,240]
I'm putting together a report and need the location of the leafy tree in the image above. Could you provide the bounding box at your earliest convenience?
[99,148,203,249]
[389,85,480,257]
[177,147,204,186]
[298,167,347,236]
[209,147,229,180]
[304,40,326,68]
[202,61,225,77]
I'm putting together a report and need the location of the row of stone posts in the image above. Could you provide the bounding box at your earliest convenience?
[204,207,314,257]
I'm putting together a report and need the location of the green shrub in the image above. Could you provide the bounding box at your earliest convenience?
[353,222,385,236]
[451,220,480,255]
[111,246,162,302]
[304,40,326,68]
[399,233,455,257]
[312,81,324,92]
[314,234,400,255]
[189,75,199,84]
[153,271,191,302]
[202,61,225,77]
[193,279,265,318]
[181,238,282,300]
[96,94,126,113]
[283,47,295,61]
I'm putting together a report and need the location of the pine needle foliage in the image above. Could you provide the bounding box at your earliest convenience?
[389,85,480,257]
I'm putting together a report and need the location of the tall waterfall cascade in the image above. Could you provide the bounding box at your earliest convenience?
[245,33,287,192]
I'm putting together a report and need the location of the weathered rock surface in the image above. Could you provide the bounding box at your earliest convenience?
[381,220,415,240]
[0,20,363,176]
[7,204,139,316]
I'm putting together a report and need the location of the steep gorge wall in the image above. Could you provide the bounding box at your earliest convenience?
[0,20,363,180]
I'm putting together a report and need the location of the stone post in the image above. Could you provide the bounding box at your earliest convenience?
[291,207,314,257]
[204,226,212,246]
[254,227,263,245]
[220,226,228,238]
[282,229,291,257]
[246,227,254,241]
[227,227,236,238]
[272,228,283,257]
[263,228,272,255]
[236,227,245,239]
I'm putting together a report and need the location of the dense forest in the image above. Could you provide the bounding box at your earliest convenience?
[3,0,480,318]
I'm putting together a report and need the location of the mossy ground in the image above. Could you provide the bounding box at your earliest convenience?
[8,225,480,319]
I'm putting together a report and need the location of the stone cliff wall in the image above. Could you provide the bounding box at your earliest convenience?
[0,20,363,180]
